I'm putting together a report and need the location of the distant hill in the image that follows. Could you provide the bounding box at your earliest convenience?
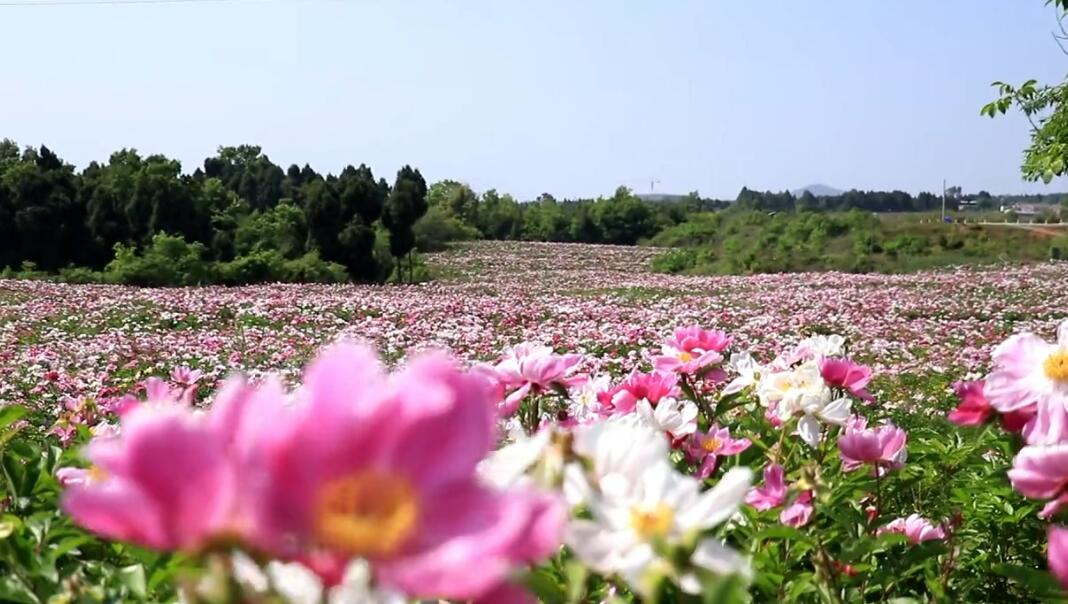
[792,184,844,197]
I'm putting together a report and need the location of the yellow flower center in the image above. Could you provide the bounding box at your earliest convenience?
[1046,349,1068,382]
[678,351,694,362]
[629,503,674,541]
[314,471,419,558]
[701,437,722,453]
[88,465,108,483]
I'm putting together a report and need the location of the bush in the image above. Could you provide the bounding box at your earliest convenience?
[105,233,213,286]
[217,249,288,285]
[282,251,349,283]
[414,205,481,252]
[650,249,698,274]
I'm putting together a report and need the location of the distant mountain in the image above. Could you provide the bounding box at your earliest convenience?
[792,184,844,197]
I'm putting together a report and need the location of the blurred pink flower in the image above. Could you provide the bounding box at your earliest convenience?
[746,464,787,511]
[820,358,874,402]
[947,380,994,426]
[245,343,564,601]
[170,366,204,387]
[877,514,946,544]
[61,405,238,551]
[685,425,751,480]
[1009,444,1068,506]
[780,491,814,528]
[654,326,730,376]
[838,416,907,475]
[1049,526,1068,589]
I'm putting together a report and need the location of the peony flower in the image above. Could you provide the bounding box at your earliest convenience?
[599,371,679,416]
[567,452,752,598]
[877,514,946,544]
[61,404,238,551]
[760,362,852,447]
[635,397,699,442]
[231,557,406,604]
[779,491,814,528]
[493,342,585,417]
[685,425,752,479]
[654,326,731,376]
[243,343,564,601]
[568,374,611,421]
[984,321,1068,444]
[564,414,671,507]
[722,352,762,396]
[947,380,994,426]
[1008,444,1068,518]
[819,358,875,402]
[1049,526,1068,589]
[837,416,907,475]
[745,464,787,511]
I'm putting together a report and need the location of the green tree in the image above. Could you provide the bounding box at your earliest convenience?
[592,186,656,245]
[382,166,428,281]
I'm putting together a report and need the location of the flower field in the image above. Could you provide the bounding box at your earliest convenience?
[1,241,1068,603]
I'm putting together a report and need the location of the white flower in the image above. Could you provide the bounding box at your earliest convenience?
[722,352,761,396]
[479,427,553,489]
[757,362,851,447]
[567,462,752,597]
[237,558,403,604]
[569,374,610,420]
[796,333,846,359]
[636,397,699,440]
[564,414,669,506]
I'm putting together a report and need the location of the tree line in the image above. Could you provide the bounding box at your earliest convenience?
[0,141,428,284]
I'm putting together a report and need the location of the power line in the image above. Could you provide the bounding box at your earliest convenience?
[0,0,245,6]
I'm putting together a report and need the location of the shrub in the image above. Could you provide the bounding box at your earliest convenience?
[105,233,213,287]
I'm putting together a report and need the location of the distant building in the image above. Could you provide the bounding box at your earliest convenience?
[1001,203,1042,216]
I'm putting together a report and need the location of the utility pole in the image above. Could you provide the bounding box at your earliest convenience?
[942,179,947,223]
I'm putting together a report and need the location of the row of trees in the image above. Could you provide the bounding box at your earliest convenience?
[0,142,428,283]
[735,187,948,213]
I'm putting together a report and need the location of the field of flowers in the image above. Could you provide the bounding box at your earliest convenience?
[1,241,1067,603]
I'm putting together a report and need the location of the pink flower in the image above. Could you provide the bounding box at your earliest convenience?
[493,343,584,417]
[170,366,204,387]
[746,464,787,511]
[1008,444,1068,505]
[61,405,238,551]
[985,321,1068,444]
[1048,526,1068,589]
[654,326,730,376]
[947,380,994,426]
[599,371,680,415]
[779,491,814,528]
[877,514,946,544]
[820,358,874,402]
[685,425,751,479]
[837,416,907,475]
[244,343,564,601]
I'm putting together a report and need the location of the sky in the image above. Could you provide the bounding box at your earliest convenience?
[2,0,1067,200]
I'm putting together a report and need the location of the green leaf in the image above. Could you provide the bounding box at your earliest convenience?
[564,560,588,604]
[993,563,1066,598]
[118,564,147,598]
[753,525,812,543]
[0,406,26,431]
[523,567,567,604]
[0,575,41,604]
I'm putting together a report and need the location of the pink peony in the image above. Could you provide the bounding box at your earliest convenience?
[599,371,680,416]
[243,343,564,601]
[779,491,814,528]
[819,358,874,402]
[985,321,1068,445]
[1049,526,1068,589]
[1008,444,1068,512]
[61,405,238,551]
[685,425,751,480]
[745,464,787,511]
[877,514,946,544]
[838,416,907,475]
[947,380,995,426]
[493,343,585,417]
[654,326,730,376]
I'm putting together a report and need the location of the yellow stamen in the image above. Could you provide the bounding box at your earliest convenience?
[1046,349,1068,382]
[701,437,722,453]
[87,465,108,483]
[629,503,674,541]
[678,351,694,363]
[315,471,419,557]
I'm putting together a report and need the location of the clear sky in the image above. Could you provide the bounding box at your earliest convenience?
[2,0,1067,200]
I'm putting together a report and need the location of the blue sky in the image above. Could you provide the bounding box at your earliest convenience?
[2,0,1066,199]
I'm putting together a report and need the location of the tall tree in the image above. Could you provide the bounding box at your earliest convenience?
[382,165,428,281]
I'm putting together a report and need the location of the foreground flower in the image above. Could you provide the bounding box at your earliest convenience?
[685,425,752,479]
[600,371,679,416]
[61,405,238,551]
[877,514,946,544]
[1007,444,1068,518]
[745,464,786,511]
[722,352,762,396]
[820,358,875,402]
[244,344,564,600]
[635,397,699,442]
[779,491,814,528]
[229,557,405,604]
[493,342,585,416]
[948,380,1035,433]
[654,326,731,376]
[984,321,1068,444]
[838,416,907,475]
[1049,526,1068,589]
